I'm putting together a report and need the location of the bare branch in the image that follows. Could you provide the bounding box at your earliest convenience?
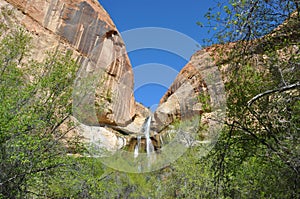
[247,81,300,106]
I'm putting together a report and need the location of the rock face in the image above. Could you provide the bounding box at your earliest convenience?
[0,0,151,150]
[153,61,206,132]
[152,11,300,138]
[153,50,223,132]
[2,0,135,127]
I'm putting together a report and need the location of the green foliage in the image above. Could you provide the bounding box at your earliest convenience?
[0,1,299,198]
[193,1,300,198]
[199,0,299,45]
[42,157,164,199]
[0,27,79,198]
[198,92,212,112]
[35,157,106,198]
[161,147,216,198]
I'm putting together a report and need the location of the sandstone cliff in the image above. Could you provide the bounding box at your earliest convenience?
[152,11,299,144]
[1,0,136,127]
[0,0,152,150]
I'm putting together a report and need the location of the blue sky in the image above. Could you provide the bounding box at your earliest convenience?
[98,0,216,111]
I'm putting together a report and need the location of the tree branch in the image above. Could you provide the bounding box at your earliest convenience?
[247,81,300,107]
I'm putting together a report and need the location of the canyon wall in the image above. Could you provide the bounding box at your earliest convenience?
[0,0,154,150]
[0,0,223,152]
[1,0,136,127]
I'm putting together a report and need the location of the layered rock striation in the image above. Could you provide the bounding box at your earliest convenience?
[2,0,136,127]
[0,0,150,150]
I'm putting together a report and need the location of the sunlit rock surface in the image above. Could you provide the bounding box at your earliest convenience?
[4,0,136,126]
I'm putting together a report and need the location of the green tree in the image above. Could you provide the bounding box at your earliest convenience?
[198,0,300,198]
[0,25,80,198]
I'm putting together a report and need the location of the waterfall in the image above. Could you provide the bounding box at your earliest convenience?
[134,144,139,158]
[160,135,164,146]
[144,116,154,156]
[133,116,154,161]
[134,135,141,158]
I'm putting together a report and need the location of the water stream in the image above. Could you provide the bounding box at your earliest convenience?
[134,135,141,158]
[144,116,154,156]
[134,116,154,158]
[134,144,139,158]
